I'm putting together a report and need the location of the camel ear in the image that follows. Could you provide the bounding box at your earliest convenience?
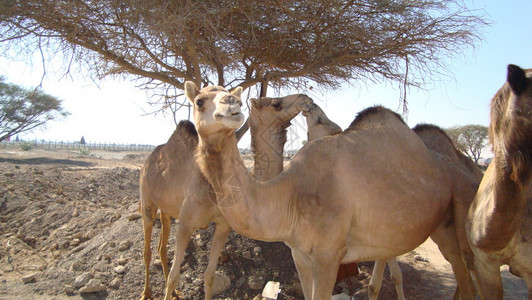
[251,98,262,109]
[184,81,199,102]
[507,64,527,95]
[232,86,243,98]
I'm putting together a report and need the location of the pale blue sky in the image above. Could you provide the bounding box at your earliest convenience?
[0,0,530,155]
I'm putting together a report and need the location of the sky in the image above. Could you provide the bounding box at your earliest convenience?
[0,0,530,157]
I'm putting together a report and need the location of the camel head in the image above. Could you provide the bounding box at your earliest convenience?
[250,94,313,130]
[299,102,324,127]
[184,81,244,141]
[489,64,532,186]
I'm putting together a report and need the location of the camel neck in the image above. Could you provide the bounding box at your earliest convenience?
[197,134,291,242]
[473,157,528,251]
[250,122,287,180]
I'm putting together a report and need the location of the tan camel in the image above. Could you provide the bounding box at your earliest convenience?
[302,103,482,300]
[300,101,405,299]
[466,64,532,299]
[183,81,480,300]
[139,120,198,300]
[140,91,312,299]
[150,92,312,300]
[300,102,342,140]
[300,102,362,284]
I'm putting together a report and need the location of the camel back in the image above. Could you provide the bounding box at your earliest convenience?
[346,105,405,131]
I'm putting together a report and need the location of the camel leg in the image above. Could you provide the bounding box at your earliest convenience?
[291,248,313,299]
[368,260,386,300]
[471,255,503,300]
[387,258,406,300]
[164,223,194,300]
[203,222,231,300]
[141,204,157,300]
[158,212,172,281]
[430,217,476,300]
[310,249,344,300]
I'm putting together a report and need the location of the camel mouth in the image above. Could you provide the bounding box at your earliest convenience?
[214,112,245,129]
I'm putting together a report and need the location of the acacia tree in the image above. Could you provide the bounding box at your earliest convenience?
[0,0,486,115]
[446,124,488,164]
[0,76,68,142]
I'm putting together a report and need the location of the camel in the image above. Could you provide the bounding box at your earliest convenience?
[300,102,362,284]
[146,91,312,300]
[300,102,342,140]
[183,81,480,300]
[466,64,532,299]
[300,101,405,299]
[301,102,483,300]
[140,91,312,299]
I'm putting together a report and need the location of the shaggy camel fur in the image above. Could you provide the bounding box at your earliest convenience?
[300,101,405,299]
[184,81,479,300]
[466,64,532,299]
[159,92,313,300]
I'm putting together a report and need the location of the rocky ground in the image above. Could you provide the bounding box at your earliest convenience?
[0,148,527,300]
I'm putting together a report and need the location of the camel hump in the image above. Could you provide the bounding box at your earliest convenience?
[412,123,459,158]
[166,120,199,145]
[346,105,405,131]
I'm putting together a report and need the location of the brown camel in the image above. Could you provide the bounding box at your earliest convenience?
[154,92,312,300]
[466,64,532,299]
[300,102,361,284]
[140,91,312,299]
[183,81,480,299]
[302,103,480,299]
[300,101,405,299]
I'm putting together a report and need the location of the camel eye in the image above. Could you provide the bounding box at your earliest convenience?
[272,100,282,110]
[196,98,205,107]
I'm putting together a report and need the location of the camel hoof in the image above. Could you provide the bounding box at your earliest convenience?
[139,294,153,300]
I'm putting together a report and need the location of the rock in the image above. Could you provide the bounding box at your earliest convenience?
[253,246,262,256]
[113,265,127,274]
[78,279,106,293]
[118,240,131,251]
[127,213,141,221]
[65,284,76,295]
[73,272,93,288]
[70,238,81,247]
[262,281,280,299]
[331,292,352,300]
[69,261,82,272]
[248,275,265,290]
[117,257,128,265]
[109,277,122,289]
[71,232,83,239]
[21,273,36,283]
[211,273,231,296]
[153,259,162,267]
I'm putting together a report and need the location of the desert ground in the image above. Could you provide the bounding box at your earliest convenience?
[0,147,527,299]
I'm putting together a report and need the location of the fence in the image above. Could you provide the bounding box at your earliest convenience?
[0,140,156,152]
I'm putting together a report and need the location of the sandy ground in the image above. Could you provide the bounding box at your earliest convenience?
[0,147,528,299]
